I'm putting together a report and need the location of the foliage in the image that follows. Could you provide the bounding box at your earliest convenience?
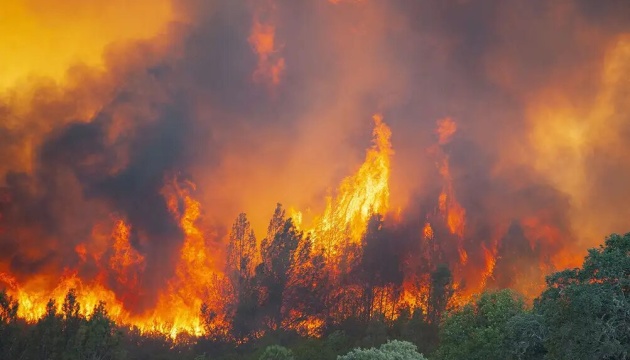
[0,290,20,359]
[338,340,427,360]
[503,312,547,360]
[434,289,526,360]
[534,232,630,360]
[259,345,294,360]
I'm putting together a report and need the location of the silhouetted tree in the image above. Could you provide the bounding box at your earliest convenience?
[258,218,302,330]
[0,290,20,359]
[427,264,454,325]
[227,213,257,287]
[261,203,286,272]
[28,299,63,360]
[355,214,403,322]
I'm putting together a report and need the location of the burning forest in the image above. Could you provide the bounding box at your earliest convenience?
[1,0,630,357]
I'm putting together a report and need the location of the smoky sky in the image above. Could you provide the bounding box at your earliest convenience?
[1,0,629,310]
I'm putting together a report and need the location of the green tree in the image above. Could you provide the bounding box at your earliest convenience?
[434,289,526,360]
[259,344,294,360]
[534,233,630,360]
[338,340,427,360]
[503,312,547,360]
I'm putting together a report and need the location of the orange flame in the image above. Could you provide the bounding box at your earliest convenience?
[110,219,145,285]
[434,118,467,263]
[142,179,231,338]
[308,114,392,259]
[1,272,128,324]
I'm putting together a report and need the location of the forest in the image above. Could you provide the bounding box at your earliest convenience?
[2,219,628,360]
[2,1,630,359]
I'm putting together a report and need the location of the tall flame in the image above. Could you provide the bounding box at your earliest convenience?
[142,179,231,338]
[308,114,392,259]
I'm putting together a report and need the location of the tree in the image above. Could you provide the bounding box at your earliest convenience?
[227,213,257,285]
[427,264,454,325]
[355,215,403,322]
[0,290,20,359]
[254,210,302,331]
[503,312,547,360]
[261,203,286,272]
[74,301,125,360]
[434,289,526,360]
[259,344,294,360]
[534,232,630,360]
[397,307,435,355]
[338,340,427,360]
[28,298,64,360]
[226,213,260,339]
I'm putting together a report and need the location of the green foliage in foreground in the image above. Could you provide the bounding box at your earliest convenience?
[534,232,630,360]
[259,345,295,360]
[338,340,427,360]
[435,232,630,360]
[434,289,526,360]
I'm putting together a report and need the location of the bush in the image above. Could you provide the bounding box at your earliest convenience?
[338,340,427,360]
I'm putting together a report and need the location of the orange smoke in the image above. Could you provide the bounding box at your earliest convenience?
[249,3,285,87]
[1,0,625,343]
[0,0,175,90]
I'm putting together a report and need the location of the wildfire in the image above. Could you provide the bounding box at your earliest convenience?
[0,111,577,339]
[110,220,145,286]
[308,114,392,259]
[1,272,128,324]
[141,179,231,338]
[0,0,625,350]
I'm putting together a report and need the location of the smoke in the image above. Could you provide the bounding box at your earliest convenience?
[1,0,629,318]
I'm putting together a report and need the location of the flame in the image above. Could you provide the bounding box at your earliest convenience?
[289,114,392,270]
[1,179,231,339]
[1,0,625,345]
[433,118,468,264]
[110,220,145,285]
[1,272,128,323]
[142,179,231,338]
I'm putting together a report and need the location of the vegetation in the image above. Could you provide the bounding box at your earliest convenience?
[338,340,427,360]
[0,232,628,359]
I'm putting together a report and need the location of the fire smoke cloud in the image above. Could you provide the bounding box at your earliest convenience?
[1,0,629,328]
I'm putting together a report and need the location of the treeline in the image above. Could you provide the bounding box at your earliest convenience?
[208,205,453,341]
[1,233,629,359]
